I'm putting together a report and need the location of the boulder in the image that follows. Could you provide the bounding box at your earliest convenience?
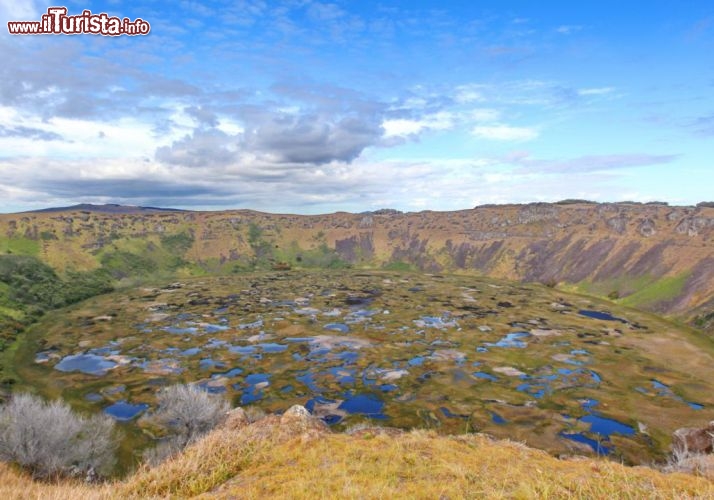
[280,404,328,433]
[673,421,714,454]
[224,407,249,430]
[281,404,311,420]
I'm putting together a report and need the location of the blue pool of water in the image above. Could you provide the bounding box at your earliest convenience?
[104,401,149,421]
[486,332,530,348]
[239,373,271,405]
[560,432,611,455]
[162,326,199,335]
[199,358,226,371]
[229,345,257,355]
[55,354,117,376]
[408,356,425,366]
[304,397,344,425]
[103,385,126,395]
[578,310,627,323]
[297,372,321,392]
[305,395,335,412]
[336,351,360,364]
[473,372,498,381]
[87,346,120,356]
[180,347,202,356]
[196,382,227,394]
[440,407,469,419]
[285,337,313,343]
[516,383,546,398]
[649,379,704,410]
[328,367,356,385]
[322,414,343,425]
[245,373,270,386]
[491,412,507,424]
[580,414,635,437]
[338,394,387,419]
[203,323,230,333]
[240,390,263,404]
[324,323,350,333]
[211,367,244,378]
[259,343,288,353]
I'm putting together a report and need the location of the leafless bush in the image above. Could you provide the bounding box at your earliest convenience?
[663,442,714,478]
[145,384,229,464]
[0,393,117,479]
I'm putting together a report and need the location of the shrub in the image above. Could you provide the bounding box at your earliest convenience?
[0,393,117,479]
[145,384,228,464]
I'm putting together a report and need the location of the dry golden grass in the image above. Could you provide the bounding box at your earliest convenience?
[1,414,714,499]
[0,463,110,500]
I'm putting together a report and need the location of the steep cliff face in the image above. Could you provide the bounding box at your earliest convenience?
[1,202,713,323]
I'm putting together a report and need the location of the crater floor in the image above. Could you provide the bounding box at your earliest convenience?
[12,270,714,465]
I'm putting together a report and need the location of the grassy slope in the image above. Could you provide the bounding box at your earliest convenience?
[1,415,712,499]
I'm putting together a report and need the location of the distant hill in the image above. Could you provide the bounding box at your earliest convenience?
[24,203,186,214]
[1,201,713,331]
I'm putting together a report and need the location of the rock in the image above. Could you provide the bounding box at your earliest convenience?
[530,328,561,337]
[281,404,312,422]
[673,421,714,454]
[606,216,627,234]
[280,405,328,433]
[224,408,249,430]
[380,369,409,381]
[638,218,656,237]
[429,349,467,363]
[493,366,526,377]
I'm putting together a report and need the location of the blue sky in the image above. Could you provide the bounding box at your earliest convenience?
[0,1,712,213]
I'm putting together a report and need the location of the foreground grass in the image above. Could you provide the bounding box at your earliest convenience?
[1,411,714,499]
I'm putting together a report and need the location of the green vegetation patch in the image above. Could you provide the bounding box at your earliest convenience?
[382,261,414,272]
[160,231,194,255]
[619,273,690,309]
[0,237,40,256]
[100,250,158,280]
[576,275,653,299]
[289,242,350,269]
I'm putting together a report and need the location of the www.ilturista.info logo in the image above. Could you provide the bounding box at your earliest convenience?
[7,7,150,36]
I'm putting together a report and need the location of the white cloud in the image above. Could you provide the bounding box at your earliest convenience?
[468,108,501,122]
[578,87,615,96]
[556,25,582,35]
[0,105,168,160]
[471,124,538,141]
[454,85,485,103]
[382,111,455,138]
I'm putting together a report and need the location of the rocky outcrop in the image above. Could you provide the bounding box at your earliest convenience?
[279,404,328,434]
[672,422,714,454]
[223,407,249,430]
